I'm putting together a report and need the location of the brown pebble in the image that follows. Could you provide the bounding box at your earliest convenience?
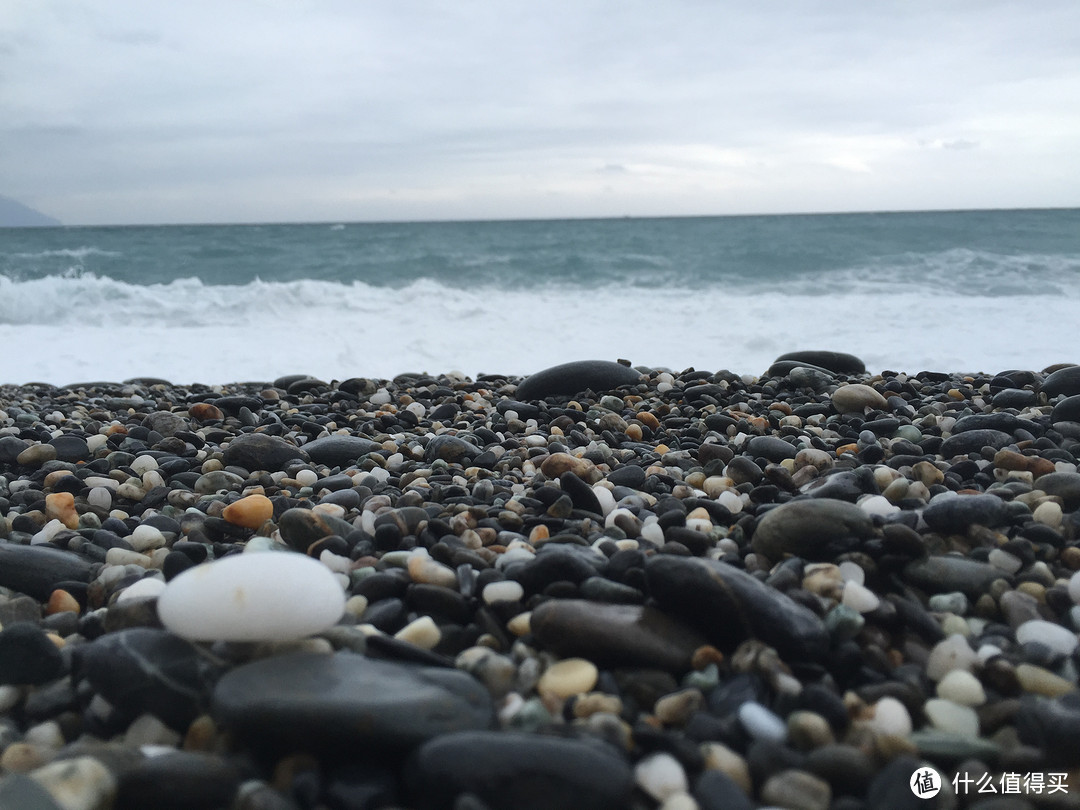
[691,645,725,671]
[1061,546,1080,570]
[637,411,660,430]
[188,402,225,422]
[0,742,47,773]
[539,452,600,483]
[46,589,80,616]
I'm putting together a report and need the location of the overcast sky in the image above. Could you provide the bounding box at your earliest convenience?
[3,1,1078,225]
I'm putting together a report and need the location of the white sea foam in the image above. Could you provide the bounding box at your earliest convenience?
[2,272,1077,385]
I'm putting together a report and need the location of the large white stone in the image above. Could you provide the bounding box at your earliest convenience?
[1015,619,1079,657]
[157,551,345,642]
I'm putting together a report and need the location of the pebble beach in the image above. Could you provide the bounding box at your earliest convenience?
[1,352,1079,810]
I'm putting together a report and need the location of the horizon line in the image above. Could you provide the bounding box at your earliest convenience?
[4,203,1079,230]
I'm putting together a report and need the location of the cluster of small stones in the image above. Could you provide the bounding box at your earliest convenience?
[0,354,1079,810]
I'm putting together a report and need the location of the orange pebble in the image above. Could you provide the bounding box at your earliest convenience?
[529,524,550,543]
[44,492,79,530]
[46,589,80,615]
[221,493,274,529]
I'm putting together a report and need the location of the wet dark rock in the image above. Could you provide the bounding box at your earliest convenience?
[531,600,708,671]
[115,751,241,810]
[302,435,379,467]
[515,360,642,401]
[405,731,633,810]
[212,652,494,756]
[1035,471,1080,511]
[1040,364,1080,398]
[1015,693,1080,766]
[48,435,90,463]
[73,628,222,731]
[904,556,1004,598]
[938,429,1013,458]
[922,494,1008,533]
[425,435,484,463]
[746,435,798,462]
[221,433,308,472]
[0,543,96,601]
[751,499,875,562]
[694,769,755,810]
[646,555,830,662]
[773,351,866,375]
[0,624,64,685]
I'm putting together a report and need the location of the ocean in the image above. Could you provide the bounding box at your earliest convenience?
[2,209,1078,386]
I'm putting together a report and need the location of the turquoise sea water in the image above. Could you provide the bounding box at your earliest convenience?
[1,209,1078,384]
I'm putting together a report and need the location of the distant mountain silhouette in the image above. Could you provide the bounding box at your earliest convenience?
[0,195,62,227]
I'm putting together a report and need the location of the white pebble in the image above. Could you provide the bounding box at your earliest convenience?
[157,551,345,642]
[1068,570,1080,605]
[936,669,986,706]
[116,577,167,604]
[319,549,352,574]
[841,580,880,614]
[634,752,688,803]
[738,702,786,743]
[858,494,900,518]
[926,634,978,681]
[1032,500,1063,528]
[838,561,865,586]
[130,454,159,475]
[716,490,742,514]
[923,698,980,737]
[395,616,441,650]
[105,548,154,568]
[591,485,616,516]
[1015,619,1078,657]
[988,548,1023,575]
[30,519,65,546]
[87,487,112,510]
[295,469,319,487]
[482,580,525,605]
[640,521,665,545]
[129,525,166,552]
[868,696,912,736]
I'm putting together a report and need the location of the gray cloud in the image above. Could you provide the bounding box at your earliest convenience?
[2,0,1078,223]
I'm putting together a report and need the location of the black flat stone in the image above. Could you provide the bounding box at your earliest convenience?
[530,599,708,671]
[221,433,308,472]
[773,351,866,375]
[115,752,241,810]
[0,624,64,685]
[922,494,1008,533]
[938,429,1013,458]
[1040,365,1080,398]
[903,556,1005,598]
[302,435,379,467]
[0,543,96,601]
[405,731,633,810]
[73,628,222,732]
[645,555,830,662]
[750,498,875,561]
[515,360,642,401]
[211,652,494,756]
